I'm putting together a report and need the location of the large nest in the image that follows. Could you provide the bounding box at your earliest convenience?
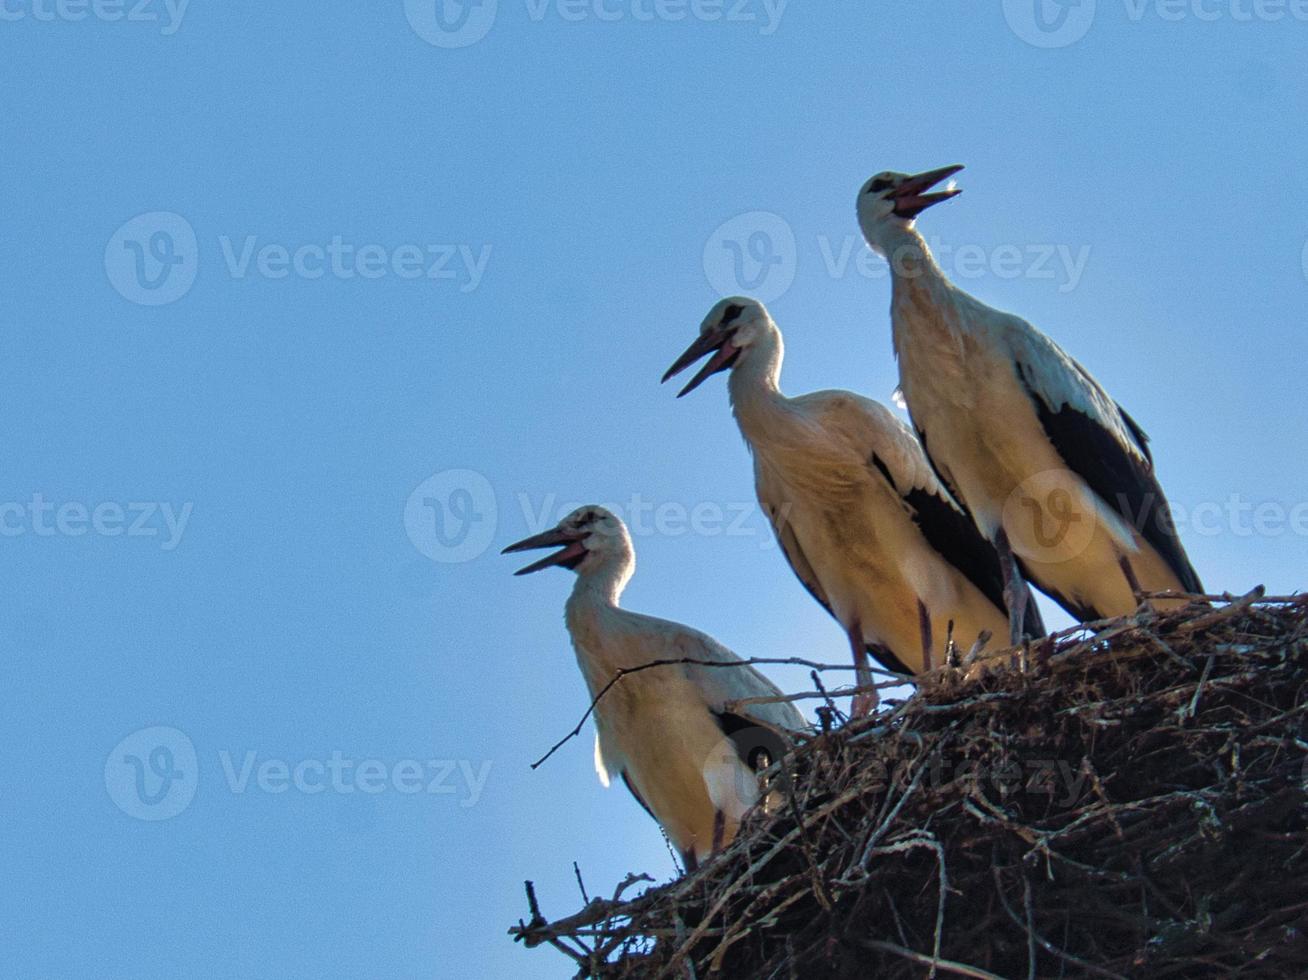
[512,590,1308,978]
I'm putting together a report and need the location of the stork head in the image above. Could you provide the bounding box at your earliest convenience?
[661,297,772,397]
[502,506,630,577]
[857,164,964,255]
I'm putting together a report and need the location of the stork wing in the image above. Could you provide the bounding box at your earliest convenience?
[670,628,807,734]
[1004,322,1203,595]
[800,391,1013,621]
[754,455,835,619]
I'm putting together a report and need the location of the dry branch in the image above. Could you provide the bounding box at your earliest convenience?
[511,592,1308,978]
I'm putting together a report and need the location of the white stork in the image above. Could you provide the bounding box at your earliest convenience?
[856,164,1203,639]
[663,298,1041,717]
[503,506,805,871]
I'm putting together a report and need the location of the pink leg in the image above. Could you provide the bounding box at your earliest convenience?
[995,528,1028,646]
[848,622,878,719]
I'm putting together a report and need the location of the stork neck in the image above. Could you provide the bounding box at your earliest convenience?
[726,325,787,441]
[885,228,965,358]
[568,550,634,609]
[885,226,948,287]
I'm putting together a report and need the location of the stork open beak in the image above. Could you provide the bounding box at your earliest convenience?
[891,164,964,220]
[662,328,741,398]
[502,526,588,576]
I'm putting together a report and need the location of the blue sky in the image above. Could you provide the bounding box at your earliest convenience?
[2,3,1305,977]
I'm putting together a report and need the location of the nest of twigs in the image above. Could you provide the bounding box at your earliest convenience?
[512,589,1308,978]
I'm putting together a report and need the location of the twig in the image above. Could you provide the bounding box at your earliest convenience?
[855,940,1006,980]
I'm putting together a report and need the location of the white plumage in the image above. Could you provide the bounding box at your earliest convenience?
[856,165,1203,635]
[664,298,1031,716]
[504,506,805,870]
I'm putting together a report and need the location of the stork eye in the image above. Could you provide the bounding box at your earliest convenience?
[721,303,745,325]
[867,178,893,194]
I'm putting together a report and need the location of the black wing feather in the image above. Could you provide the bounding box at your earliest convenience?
[872,451,1048,640]
[713,711,788,774]
[620,771,655,820]
[871,454,1008,616]
[1016,373,1203,595]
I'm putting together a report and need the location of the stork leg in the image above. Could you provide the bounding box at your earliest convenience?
[1118,553,1144,607]
[681,848,699,874]
[918,600,934,672]
[994,528,1028,647]
[711,810,726,856]
[847,621,878,719]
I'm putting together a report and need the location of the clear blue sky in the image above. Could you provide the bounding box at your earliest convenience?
[2,3,1305,977]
